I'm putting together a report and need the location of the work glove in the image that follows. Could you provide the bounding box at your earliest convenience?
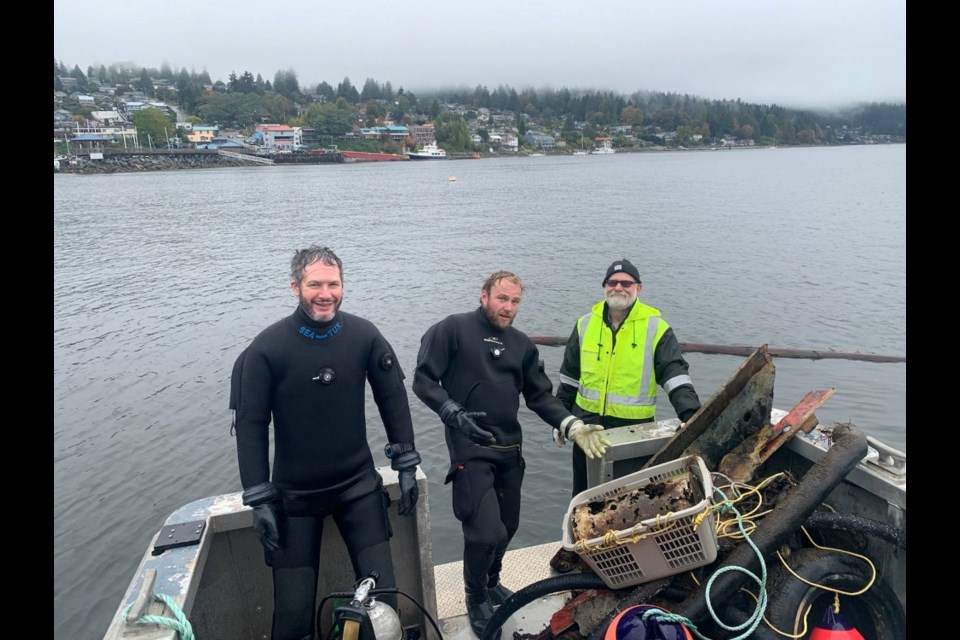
[242,482,282,552]
[439,399,496,445]
[565,419,611,459]
[397,468,418,516]
[387,445,422,516]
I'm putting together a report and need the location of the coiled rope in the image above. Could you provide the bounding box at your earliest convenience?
[635,492,770,640]
[121,593,196,640]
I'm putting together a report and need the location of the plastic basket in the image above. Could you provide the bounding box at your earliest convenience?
[561,455,718,589]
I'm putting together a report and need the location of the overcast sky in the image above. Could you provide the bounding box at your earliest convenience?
[54,0,905,111]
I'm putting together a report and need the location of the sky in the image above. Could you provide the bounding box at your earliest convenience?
[53,0,906,111]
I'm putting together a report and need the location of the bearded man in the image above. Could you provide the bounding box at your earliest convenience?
[548,259,701,573]
[412,270,608,638]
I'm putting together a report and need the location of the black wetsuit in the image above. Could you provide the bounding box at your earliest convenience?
[232,306,415,640]
[412,307,571,597]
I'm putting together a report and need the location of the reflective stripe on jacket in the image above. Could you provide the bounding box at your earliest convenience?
[574,300,669,419]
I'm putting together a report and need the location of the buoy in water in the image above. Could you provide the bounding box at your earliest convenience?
[604,604,692,640]
[809,607,865,640]
[448,175,456,181]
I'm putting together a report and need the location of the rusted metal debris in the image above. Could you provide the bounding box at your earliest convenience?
[718,388,835,483]
[528,337,905,363]
[642,345,775,470]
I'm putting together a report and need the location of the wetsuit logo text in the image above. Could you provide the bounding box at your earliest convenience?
[299,322,342,340]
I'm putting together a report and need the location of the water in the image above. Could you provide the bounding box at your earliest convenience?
[54,145,906,639]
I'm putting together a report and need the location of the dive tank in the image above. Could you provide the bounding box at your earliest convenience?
[363,598,403,640]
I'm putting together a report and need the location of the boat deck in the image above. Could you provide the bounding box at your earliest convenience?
[433,542,571,640]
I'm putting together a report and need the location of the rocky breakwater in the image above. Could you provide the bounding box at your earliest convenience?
[59,150,266,174]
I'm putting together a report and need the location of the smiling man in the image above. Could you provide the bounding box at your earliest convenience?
[230,245,421,640]
[413,270,608,639]
[548,258,702,573]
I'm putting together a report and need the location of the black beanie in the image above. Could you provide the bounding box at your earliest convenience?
[603,259,641,285]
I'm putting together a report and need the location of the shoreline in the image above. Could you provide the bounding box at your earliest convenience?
[55,141,905,175]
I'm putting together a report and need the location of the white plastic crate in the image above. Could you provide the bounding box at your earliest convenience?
[561,455,718,589]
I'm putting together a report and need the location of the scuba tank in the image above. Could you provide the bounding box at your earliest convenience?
[333,571,403,640]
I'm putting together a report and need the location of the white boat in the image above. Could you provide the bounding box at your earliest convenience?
[572,150,589,156]
[407,143,448,160]
[102,346,905,640]
[591,147,615,155]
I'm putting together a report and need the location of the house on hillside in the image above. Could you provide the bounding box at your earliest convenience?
[185,125,219,144]
[524,132,556,149]
[408,124,437,147]
[91,110,125,125]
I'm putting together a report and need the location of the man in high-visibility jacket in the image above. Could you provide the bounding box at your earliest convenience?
[549,258,701,573]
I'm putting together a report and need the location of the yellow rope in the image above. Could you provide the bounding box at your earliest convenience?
[738,586,812,639]
[775,526,877,597]
[710,472,785,541]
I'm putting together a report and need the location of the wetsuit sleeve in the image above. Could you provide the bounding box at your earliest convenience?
[522,341,572,429]
[654,327,701,422]
[556,323,581,411]
[412,320,455,415]
[367,331,416,445]
[233,345,274,489]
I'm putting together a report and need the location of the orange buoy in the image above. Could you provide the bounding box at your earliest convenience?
[809,607,865,640]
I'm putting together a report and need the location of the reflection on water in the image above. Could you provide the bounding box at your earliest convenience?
[54,145,905,639]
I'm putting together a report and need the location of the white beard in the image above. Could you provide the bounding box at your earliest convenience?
[605,291,636,312]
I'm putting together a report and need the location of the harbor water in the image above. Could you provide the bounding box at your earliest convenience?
[54,145,906,639]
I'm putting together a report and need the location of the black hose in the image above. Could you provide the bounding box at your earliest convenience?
[804,511,906,550]
[480,573,674,640]
[479,573,608,640]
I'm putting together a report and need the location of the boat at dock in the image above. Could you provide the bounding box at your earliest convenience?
[407,143,448,160]
[102,345,905,640]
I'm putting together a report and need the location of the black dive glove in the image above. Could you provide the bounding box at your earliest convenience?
[385,444,422,516]
[439,399,495,445]
[242,482,281,552]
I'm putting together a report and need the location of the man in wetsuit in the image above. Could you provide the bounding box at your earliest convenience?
[412,270,610,638]
[231,245,421,640]
[548,259,701,572]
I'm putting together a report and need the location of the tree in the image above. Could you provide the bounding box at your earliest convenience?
[135,68,154,96]
[391,95,411,122]
[133,107,172,147]
[316,81,335,102]
[435,113,472,151]
[273,68,300,99]
[621,105,644,126]
[336,77,360,103]
[304,101,356,136]
[360,78,381,102]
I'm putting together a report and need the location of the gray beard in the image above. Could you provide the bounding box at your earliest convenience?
[605,293,636,312]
